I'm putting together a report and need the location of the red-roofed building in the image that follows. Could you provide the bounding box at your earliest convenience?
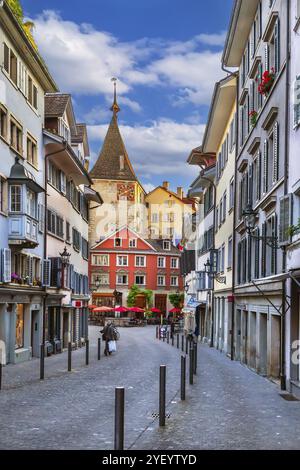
[89,227,183,314]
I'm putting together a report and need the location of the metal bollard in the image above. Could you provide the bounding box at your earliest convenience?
[193,342,197,375]
[167,331,169,344]
[163,331,165,342]
[181,356,186,401]
[177,334,179,349]
[98,338,101,360]
[189,343,194,385]
[114,387,125,450]
[172,334,174,346]
[86,339,89,366]
[0,362,2,391]
[156,326,159,339]
[181,335,184,352]
[159,365,166,427]
[186,336,189,355]
[68,342,72,372]
[40,344,45,380]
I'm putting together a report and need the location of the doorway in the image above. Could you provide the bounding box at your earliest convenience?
[155,294,167,314]
[258,313,268,376]
[242,310,248,365]
[249,312,257,370]
[31,310,39,358]
[63,311,69,349]
[235,309,241,361]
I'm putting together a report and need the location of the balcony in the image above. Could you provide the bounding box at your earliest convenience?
[8,214,39,248]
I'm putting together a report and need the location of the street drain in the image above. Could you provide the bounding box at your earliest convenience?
[279,393,300,402]
[150,412,171,419]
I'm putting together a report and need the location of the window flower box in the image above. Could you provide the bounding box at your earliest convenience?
[258,69,275,96]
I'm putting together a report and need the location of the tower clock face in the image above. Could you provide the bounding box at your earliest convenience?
[117,183,135,201]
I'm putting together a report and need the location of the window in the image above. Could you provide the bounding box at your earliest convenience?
[163,240,171,251]
[0,104,8,140]
[223,192,227,222]
[116,274,128,285]
[66,221,71,243]
[81,238,89,260]
[47,209,64,238]
[204,185,213,215]
[240,94,249,147]
[263,122,279,195]
[26,188,36,218]
[170,276,179,287]
[129,238,137,248]
[72,228,81,251]
[229,114,236,150]
[115,238,122,247]
[151,213,159,223]
[135,256,146,267]
[15,304,24,349]
[92,273,109,286]
[58,118,70,143]
[171,258,179,269]
[3,43,17,85]
[117,255,128,267]
[92,254,109,266]
[228,237,233,269]
[27,76,38,110]
[10,185,21,212]
[10,117,23,155]
[265,18,280,76]
[157,257,166,268]
[135,275,145,286]
[215,206,219,233]
[157,275,166,286]
[251,2,262,56]
[27,134,37,168]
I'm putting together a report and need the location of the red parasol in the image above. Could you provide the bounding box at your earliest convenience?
[114,306,129,313]
[169,308,182,314]
[88,305,98,310]
[93,306,114,313]
[128,307,145,313]
[150,308,161,313]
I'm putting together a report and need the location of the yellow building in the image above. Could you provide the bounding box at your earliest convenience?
[202,75,237,356]
[89,83,146,246]
[145,181,196,241]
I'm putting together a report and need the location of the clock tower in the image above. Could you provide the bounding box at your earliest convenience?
[89,79,146,247]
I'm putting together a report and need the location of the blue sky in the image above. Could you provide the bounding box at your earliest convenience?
[22,0,233,193]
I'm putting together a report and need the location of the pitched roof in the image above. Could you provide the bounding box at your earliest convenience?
[45,94,70,117]
[146,239,181,255]
[89,114,137,181]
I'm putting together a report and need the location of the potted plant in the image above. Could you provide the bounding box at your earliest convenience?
[11,273,21,284]
[249,110,258,127]
[258,68,275,96]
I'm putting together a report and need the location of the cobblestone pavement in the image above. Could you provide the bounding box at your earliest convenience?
[1,326,300,450]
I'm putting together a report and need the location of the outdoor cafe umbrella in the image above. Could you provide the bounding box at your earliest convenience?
[128,307,145,313]
[150,308,161,314]
[169,308,182,314]
[88,304,98,310]
[93,306,114,313]
[114,306,128,313]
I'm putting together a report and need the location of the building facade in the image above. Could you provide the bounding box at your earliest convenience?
[0,1,57,364]
[223,0,289,382]
[89,227,183,314]
[43,93,102,352]
[202,76,237,356]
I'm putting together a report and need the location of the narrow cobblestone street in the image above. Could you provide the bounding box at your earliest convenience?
[1,326,300,450]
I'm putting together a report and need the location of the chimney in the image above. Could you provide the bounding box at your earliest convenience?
[163,181,170,190]
[177,187,184,199]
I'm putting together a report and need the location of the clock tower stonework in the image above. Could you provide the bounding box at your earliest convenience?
[89,83,145,247]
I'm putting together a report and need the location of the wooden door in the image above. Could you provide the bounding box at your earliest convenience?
[155,294,167,314]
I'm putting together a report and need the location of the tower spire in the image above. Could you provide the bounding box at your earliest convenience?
[110,77,120,116]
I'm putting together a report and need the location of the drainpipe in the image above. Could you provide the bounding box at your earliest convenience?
[42,141,67,346]
[222,66,239,361]
[280,0,291,391]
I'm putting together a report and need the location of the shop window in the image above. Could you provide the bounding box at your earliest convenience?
[15,304,24,349]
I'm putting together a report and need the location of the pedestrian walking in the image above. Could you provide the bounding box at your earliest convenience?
[100,321,120,356]
[170,319,175,339]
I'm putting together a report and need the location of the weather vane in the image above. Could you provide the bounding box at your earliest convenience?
[110,77,120,115]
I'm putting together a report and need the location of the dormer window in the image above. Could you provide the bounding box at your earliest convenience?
[120,155,125,171]
[129,238,137,248]
[59,118,70,143]
[163,240,171,251]
[115,237,122,247]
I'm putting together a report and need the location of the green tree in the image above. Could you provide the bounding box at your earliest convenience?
[7,0,23,21]
[127,286,153,309]
[169,293,184,309]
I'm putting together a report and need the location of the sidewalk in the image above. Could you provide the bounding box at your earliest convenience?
[132,341,300,450]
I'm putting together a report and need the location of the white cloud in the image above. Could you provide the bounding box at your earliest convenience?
[143,183,156,194]
[31,11,224,107]
[88,118,205,181]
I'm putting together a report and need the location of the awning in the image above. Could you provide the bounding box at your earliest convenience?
[187,298,201,308]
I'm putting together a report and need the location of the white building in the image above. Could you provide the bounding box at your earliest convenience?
[0,1,57,364]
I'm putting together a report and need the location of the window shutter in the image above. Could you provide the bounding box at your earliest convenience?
[60,172,66,195]
[256,151,262,201]
[247,235,252,282]
[3,43,9,73]
[42,259,51,287]
[254,228,260,279]
[271,214,277,275]
[265,44,270,72]
[69,264,75,290]
[294,76,300,128]
[237,242,241,285]
[279,194,292,245]
[26,256,33,285]
[263,139,268,194]
[1,248,11,283]
[38,204,45,233]
[272,122,279,183]
[274,18,280,74]
[250,81,254,113]
[259,63,263,108]
[248,163,253,206]
[261,222,267,277]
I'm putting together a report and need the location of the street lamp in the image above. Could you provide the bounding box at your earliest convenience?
[184,282,190,294]
[59,246,71,265]
[242,203,279,249]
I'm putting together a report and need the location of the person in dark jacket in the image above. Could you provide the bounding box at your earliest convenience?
[100,322,114,356]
